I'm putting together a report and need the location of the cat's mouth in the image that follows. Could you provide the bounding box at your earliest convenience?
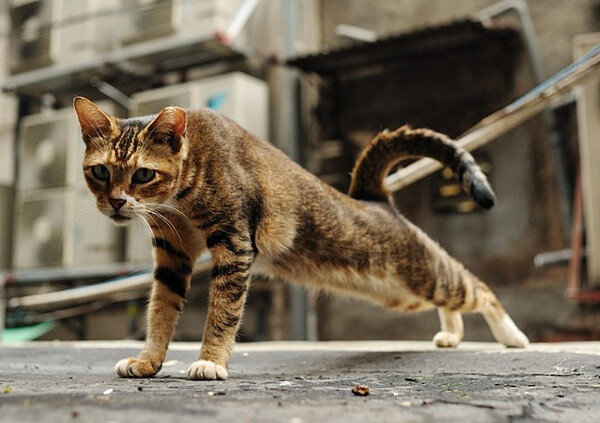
[110,213,132,224]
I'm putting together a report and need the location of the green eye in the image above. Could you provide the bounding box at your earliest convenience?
[132,168,156,184]
[92,164,110,181]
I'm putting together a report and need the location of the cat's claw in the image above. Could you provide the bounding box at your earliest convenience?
[433,331,461,348]
[115,357,160,378]
[187,360,228,380]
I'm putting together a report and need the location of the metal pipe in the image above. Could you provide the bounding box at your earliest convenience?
[223,0,262,44]
[3,262,150,285]
[474,0,572,237]
[279,0,312,341]
[0,277,4,340]
[566,171,584,300]
[89,77,132,109]
[7,255,211,311]
[474,0,545,82]
[384,43,600,192]
[334,24,377,43]
[8,273,152,311]
[533,248,588,268]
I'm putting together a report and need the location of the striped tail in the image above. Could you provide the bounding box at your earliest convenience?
[348,125,496,209]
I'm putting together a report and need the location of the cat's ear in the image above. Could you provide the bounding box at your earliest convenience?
[73,97,116,145]
[143,106,186,153]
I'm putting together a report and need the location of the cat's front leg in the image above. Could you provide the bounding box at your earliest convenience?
[116,235,196,378]
[188,233,254,381]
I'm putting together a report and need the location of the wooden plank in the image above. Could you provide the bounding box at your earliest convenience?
[574,34,600,287]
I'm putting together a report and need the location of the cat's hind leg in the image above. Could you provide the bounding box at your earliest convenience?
[463,280,529,348]
[433,308,464,348]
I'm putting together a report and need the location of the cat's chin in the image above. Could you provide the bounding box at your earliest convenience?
[109,213,134,226]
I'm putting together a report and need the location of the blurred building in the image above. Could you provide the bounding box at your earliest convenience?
[1,0,599,343]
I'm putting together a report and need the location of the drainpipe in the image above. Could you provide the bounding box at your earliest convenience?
[0,276,4,342]
[474,0,573,239]
[277,0,313,340]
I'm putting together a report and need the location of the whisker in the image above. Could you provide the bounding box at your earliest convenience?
[145,202,192,224]
[146,209,184,248]
[141,210,167,246]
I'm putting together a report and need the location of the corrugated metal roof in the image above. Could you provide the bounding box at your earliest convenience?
[288,20,521,75]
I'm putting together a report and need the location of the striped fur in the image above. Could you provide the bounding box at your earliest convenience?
[74,97,528,381]
[349,125,496,208]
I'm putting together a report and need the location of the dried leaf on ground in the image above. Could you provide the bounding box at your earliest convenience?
[351,385,370,396]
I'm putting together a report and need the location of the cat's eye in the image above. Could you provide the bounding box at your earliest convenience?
[92,164,110,181]
[132,168,156,184]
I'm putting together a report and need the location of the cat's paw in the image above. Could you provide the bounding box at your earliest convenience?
[433,331,462,348]
[498,328,529,348]
[187,360,228,380]
[491,315,530,348]
[115,357,161,378]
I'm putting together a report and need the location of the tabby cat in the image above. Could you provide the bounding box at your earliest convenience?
[73,96,528,380]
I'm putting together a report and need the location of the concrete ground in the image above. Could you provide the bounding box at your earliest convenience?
[1,341,599,422]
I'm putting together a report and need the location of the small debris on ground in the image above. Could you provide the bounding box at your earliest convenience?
[208,391,226,396]
[103,388,113,395]
[351,385,370,396]
[4,386,13,394]
[162,360,179,367]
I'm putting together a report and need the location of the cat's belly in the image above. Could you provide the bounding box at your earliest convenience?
[251,253,430,311]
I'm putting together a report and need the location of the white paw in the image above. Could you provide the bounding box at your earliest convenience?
[433,331,461,348]
[187,360,228,380]
[490,315,530,348]
[115,357,160,378]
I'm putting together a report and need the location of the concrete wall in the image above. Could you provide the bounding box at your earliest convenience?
[6,0,598,343]
[315,0,599,341]
[320,0,600,76]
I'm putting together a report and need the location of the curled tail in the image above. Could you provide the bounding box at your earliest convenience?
[348,125,496,209]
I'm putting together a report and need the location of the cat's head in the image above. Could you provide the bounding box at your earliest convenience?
[73,97,187,226]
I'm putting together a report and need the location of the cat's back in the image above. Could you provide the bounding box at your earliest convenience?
[184,108,272,152]
[185,107,315,184]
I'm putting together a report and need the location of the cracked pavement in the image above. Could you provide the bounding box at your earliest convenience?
[1,341,599,422]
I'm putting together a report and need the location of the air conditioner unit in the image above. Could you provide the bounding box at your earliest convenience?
[59,0,119,63]
[131,72,269,140]
[18,108,80,191]
[18,102,121,191]
[9,0,57,73]
[1,9,10,79]
[9,0,118,74]
[0,94,19,128]
[0,186,14,270]
[13,187,121,268]
[120,0,242,46]
[0,125,15,186]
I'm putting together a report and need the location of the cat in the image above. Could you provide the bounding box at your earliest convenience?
[73,96,529,381]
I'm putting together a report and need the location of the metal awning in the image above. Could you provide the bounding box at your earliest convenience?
[288,20,520,76]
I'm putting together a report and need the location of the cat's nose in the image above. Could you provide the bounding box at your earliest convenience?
[108,198,127,212]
